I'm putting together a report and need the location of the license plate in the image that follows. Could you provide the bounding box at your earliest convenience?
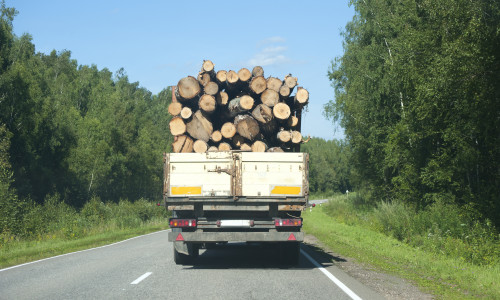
[220,220,251,227]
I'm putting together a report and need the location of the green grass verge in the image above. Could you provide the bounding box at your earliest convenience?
[302,206,500,299]
[0,221,168,269]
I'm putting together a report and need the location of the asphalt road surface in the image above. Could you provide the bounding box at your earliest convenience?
[0,230,383,300]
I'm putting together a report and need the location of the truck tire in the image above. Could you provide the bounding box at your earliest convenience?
[280,242,300,266]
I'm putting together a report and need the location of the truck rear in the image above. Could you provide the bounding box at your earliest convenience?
[163,151,309,265]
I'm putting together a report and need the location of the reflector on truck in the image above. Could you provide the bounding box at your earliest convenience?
[270,186,301,195]
[170,186,202,195]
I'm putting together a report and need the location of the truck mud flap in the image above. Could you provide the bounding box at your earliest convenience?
[168,231,303,242]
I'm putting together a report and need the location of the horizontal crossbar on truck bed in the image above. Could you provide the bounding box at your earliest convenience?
[168,231,304,242]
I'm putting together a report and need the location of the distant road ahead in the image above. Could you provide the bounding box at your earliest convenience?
[0,230,382,300]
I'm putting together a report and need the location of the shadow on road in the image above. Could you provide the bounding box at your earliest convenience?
[183,242,344,270]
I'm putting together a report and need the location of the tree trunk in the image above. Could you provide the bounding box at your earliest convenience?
[216,70,227,85]
[168,102,182,116]
[193,140,208,153]
[260,89,279,107]
[180,106,193,119]
[228,95,254,117]
[277,129,291,143]
[251,104,273,124]
[279,85,291,99]
[197,72,211,86]
[267,147,284,153]
[294,87,309,106]
[218,142,232,151]
[273,103,291,120]
[201,60,215,73]
[249,76,267,95]
[287,115,299,128]
[232,134,245,148]
[172,135,194,153]
[251,140,268,152]
[252,66,264,77]
[186,110,213,142]
[199,94,216,114]
[234,114,260,141]
[176,76,201,102]
[240,143,252,151]
[266,77,282,92]
[226,70,239,85]
[204,81,219,96]
[221,122,236,139]
[238,68,252,83]
[211,130,222,143]
[169,116,186,136]
[216,91,229,106]
[284,74,298,89]
[291,130,302,144]
[208,146,218,152]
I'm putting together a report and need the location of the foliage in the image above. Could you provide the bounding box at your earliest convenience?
[325,0,500,226]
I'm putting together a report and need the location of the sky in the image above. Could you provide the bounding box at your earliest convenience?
[7,0,354,140]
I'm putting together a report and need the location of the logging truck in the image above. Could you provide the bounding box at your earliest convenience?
[164,151,309,265]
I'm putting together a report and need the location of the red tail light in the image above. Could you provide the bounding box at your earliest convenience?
[169,218,197,228]
[274,218,302,227]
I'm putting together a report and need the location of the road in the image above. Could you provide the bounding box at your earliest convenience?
[0,230,383,300]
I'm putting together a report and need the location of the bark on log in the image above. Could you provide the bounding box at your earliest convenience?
[234,114,260,141]
[273,102,291,120]
[193,140,208,153]
[266,77,282,92]
[267,147,284,153]
[169,116,186,136]
[284,74,298,89]
[199,94,216,114]
[180,106,193,119]
[294,87,309,106]
[232,134,245,148]
[211,130,222,143]
[176,76,201,101]
[291,130,302,144]
[260,89,279,107]
[240,143,252,151]
[204,81,219,96]
[249,76,267,95]
[277,129,291,143]
[172,135,194,153]
[186,110,213,142]
[251,140,268,152]
[168,102,182,116]
[221,122,236,139]
[251,104,273,124]
[238,68,252,83]
[216,91,229,106]
[218,142,232,151]
[228,95,254,117]
[252,66,264,77]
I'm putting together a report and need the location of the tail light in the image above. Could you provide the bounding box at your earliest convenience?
[169,218,197,228]
[274,218,302,227]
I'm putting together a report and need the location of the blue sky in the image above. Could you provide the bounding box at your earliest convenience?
[7,0,354,140]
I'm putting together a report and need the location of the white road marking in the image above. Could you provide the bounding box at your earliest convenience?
[131,272,152,285]
[301,249,362,300]
[0,230,169,272]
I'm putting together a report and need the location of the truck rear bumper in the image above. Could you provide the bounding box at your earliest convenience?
[168,231,303,242]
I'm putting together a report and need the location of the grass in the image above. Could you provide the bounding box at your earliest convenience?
[302,199,500,299]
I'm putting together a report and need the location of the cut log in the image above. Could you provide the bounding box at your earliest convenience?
[249,76,267,95]
[260,89,279,107]
[260,119,277,134]
[197,72,211,86]
[287,115,299,128]
[169,116,186,136]
[238,68,252,83]
[277,129,291,143]
[193,140,208,153]
[228,95,254,117]
[218,142,232,151]
[251,104,273,124]
[172,135,194,153]
[201,60,215,73]
[251,140,268,152]
[284,74,298,89]
[294,87,309,105]
[216,70,227,85]
[208,146,218,152]
[267,147,284,153]
[211,130,222,143]
[221,122,236,139]
[273,103,291,120]
[216,91,229,106]
[186,110,213,142]
[176,76,201,101]
[240,143,252,151]
[291,131,302,144]
[234,115,260,141]
[279,85,291,99]
[168,102,182,116]
[252,66,264,77]
[226,70,239,85]
[204,81,219,96]
[180,106,193,119]
[266,77,282,92]
[198,94,216,114]
[232,134,245,148]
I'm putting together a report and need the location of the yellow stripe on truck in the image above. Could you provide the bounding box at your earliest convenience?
[271,186,301,195]
[171,186,202,195]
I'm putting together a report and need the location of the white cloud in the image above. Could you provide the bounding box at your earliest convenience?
[247,38,289,67]
[257,36,286,46]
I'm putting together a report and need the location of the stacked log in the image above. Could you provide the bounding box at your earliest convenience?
[168,60,309,153]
